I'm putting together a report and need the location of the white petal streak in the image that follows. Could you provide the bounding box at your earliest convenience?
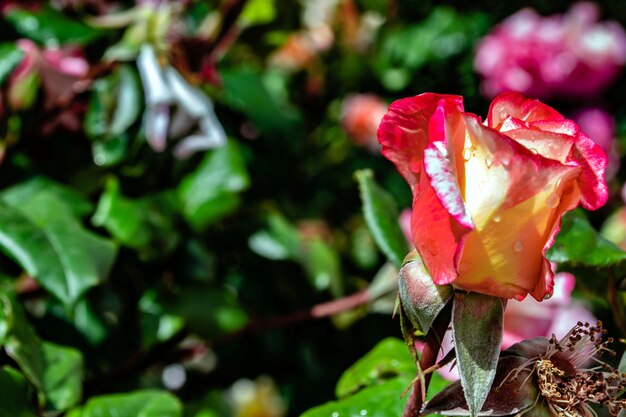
[424,144,474,229]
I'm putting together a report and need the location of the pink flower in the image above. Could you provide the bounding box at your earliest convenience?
[379,92,608,301]
[475,2,626,99]
[341,94,387,152]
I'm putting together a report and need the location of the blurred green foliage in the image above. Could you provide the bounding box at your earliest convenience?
[0,1,625,416]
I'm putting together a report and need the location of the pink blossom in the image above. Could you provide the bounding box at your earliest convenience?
[340,94,387,152]
[475,2,626,99]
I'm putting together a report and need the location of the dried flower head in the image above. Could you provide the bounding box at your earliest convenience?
[509,321,626,417]
[422,321,626,417]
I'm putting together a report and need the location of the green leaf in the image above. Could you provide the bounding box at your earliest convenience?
[85,65,141,142]
[79,390,183,417]
[301,377,410,417]
[221,69,302,137]
[5,7,103,46]
[398,252,452,333]
[0,367,38,417]
[1,294,84,411]
[335,338,415,398]
[41,342,83,411]
[355,169,408,267]
[0,43,25,85]
[0,190,117,307]
[240,0,276,26]
[178,141,250,229]
[302,237,342,294]
[248,213,301,261]
[0,177,93,218]
[92,178,179,255]
[547,209,626,267]
[452,293,504,417]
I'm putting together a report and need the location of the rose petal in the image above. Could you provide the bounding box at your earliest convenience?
[377,93,463,190]
[569,131,608,210]
[452,116,581,300]
[488,92,563,129]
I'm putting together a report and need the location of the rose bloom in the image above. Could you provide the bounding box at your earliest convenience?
[340,94,387,152]
[475,2,626,99]
[572,107,619,179]
[379,92,608,300]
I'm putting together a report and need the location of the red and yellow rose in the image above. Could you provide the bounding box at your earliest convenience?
[379,93,608,300]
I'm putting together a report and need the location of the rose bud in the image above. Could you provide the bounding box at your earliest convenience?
[378,92,608,300]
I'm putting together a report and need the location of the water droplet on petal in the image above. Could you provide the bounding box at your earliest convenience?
[485,156,493,168]
[499,110,508,120]
[544,293,552,300]
[529,148,538,155]
[462,147,472,161]
[493,214,501,223]
[514,240,524,252]
[546,193,560,208]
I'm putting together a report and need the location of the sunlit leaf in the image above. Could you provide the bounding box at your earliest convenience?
[356,169,408,267]
[335,337,414,398]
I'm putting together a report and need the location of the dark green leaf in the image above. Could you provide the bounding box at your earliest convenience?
[92,178,179,255]
[336,337,415,398]
[0,367,38,417]
[399,252,452,333]
[1,294,84,411]
[5,8,103,46]
[79,390,183,417]
[547,209,626,267]
[355,169,408,267]
[301,376,410,417]
[221,69,302,137]
[452,293,504,417]
[177,141,250,229]
[0,43,25,85]
[0,191,117,307]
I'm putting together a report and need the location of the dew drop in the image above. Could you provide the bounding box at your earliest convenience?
[492,214,501,223]
[529,148,538,155]
[546,193,560,208]
[360,410,368,416]
[485,156,493,168]
[514,240,524,252]
[499,110,508,120]
[462,147,472,161]
[544,293,552,300]
[332,413,339,417]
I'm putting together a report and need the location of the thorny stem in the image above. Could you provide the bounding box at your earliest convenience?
[402,306,452,417]
[608,274,626,337]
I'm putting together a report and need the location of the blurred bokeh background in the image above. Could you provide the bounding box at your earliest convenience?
[1,1,626,416]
